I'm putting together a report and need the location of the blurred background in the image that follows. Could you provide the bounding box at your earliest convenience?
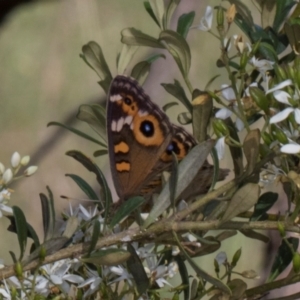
[0,0,291,298]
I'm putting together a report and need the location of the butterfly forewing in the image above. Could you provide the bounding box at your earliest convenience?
[107,75,173,201]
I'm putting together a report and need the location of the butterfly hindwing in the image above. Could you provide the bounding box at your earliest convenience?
[107,75,173,201]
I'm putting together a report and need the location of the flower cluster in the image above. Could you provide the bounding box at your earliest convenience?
[0,152,37,217]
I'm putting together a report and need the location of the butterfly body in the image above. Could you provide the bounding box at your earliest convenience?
[107,75,228,201]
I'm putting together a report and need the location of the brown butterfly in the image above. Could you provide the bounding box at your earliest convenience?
[106,75,228,202]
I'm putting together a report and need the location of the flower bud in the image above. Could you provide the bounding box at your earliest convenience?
[226,4,236,24]
[231,248,242,267]
[20,156,30,166]
[240,50,248,71]
[2,169,13,184]
[277,222,285,237]
[261,132,272,146]
[14,261,23,280]
[293,252,300,273]
[271,125,288,144]
[217,5,224,28]
[249,87,268,112]
[213,119,229,136]
[274,64,286,81]
[24,166,38,177]
[234,35,244,53]
[11,152,20,168]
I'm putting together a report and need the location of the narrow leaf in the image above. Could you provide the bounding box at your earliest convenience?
[163,0,181,29]
[82,249,131,266]
[66,151,112,215]
[87,220,100,256]
[175,255,190,300]
[110,196,145,228]
[131,61,151,85]
[93,149,108,157]
[66,174,99,200]
[144,1,160,27]
[127,243,150,294]
[76,104,107,144]
[269,237,299,281]
[40,193,51,241]
[148,0,165,28]
[177,11,195,38]
[121,28,164,48]
[47,121,106,147]
[221,183,260,223]
[12,206,28,260]
[251,192,278,221]
[239,229,269,243]
[117,44,139,75]
[243,129,260,175]
[161,80,192,112]
[178,112,192,125]
[162,102,179,112]
[159,30,191,77]
[81,41,112,82]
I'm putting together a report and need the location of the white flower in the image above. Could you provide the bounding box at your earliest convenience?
[266,79,300,124]
[78,268,102,298]
[249,55,274,80]
[215,251,227,266]
[215,137,226,160]
[196,6,213,31]
[24,166,38,176]
[11,152,20,168]
[2,169,13,184]
[280,143,300,154]
[0,189,13,217]
[109,265,133,286]
[259,163,285,185]
[20,155,30,166]
[215,85,244,131]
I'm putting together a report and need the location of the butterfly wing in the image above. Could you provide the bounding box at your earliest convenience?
[107,75,173,201]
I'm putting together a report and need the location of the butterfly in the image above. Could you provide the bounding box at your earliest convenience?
[106,75,228,202]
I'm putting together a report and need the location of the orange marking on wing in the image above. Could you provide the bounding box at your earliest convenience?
[114,141,129,154]
[133,115,165,146]
[160,138,187,162]
[116,162,130,172]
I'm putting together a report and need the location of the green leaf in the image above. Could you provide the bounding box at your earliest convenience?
[159,30,191,77]
[221,183,260,223]
[47,186,56,239]
[273,0,297,33]
[250,192,278,221]
[239,229,269,243]
[228,0,255,34]
[93,149,108,157]
[12,206,28,260]
[177,112,192,125]
[66,174,99,200]
[26,223,40,250]
[192,92,213,143]
[162,102,179,112]
[144,1,160,27]
[127,243,150,294]
[66,151,112,215]
[81,41,112,83]
[117,44,139,75]
[110,196,145,228]
[76,104,107,144]
[131,54,165,85]
[175,255,190,300]
[148,0,165,28]
[40,193,53,241]
[163,0,181,29]
[121,28,164,48]
[161,80,192,112]
[131,61,151,85]
[144,141,215,227]
[269,237,299,281]
[47,121,107,148]
[87,220,100,256]
[243,129,261,175]
[258,42,278,62]
[177,11,195,38]
[82,249,131,266]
